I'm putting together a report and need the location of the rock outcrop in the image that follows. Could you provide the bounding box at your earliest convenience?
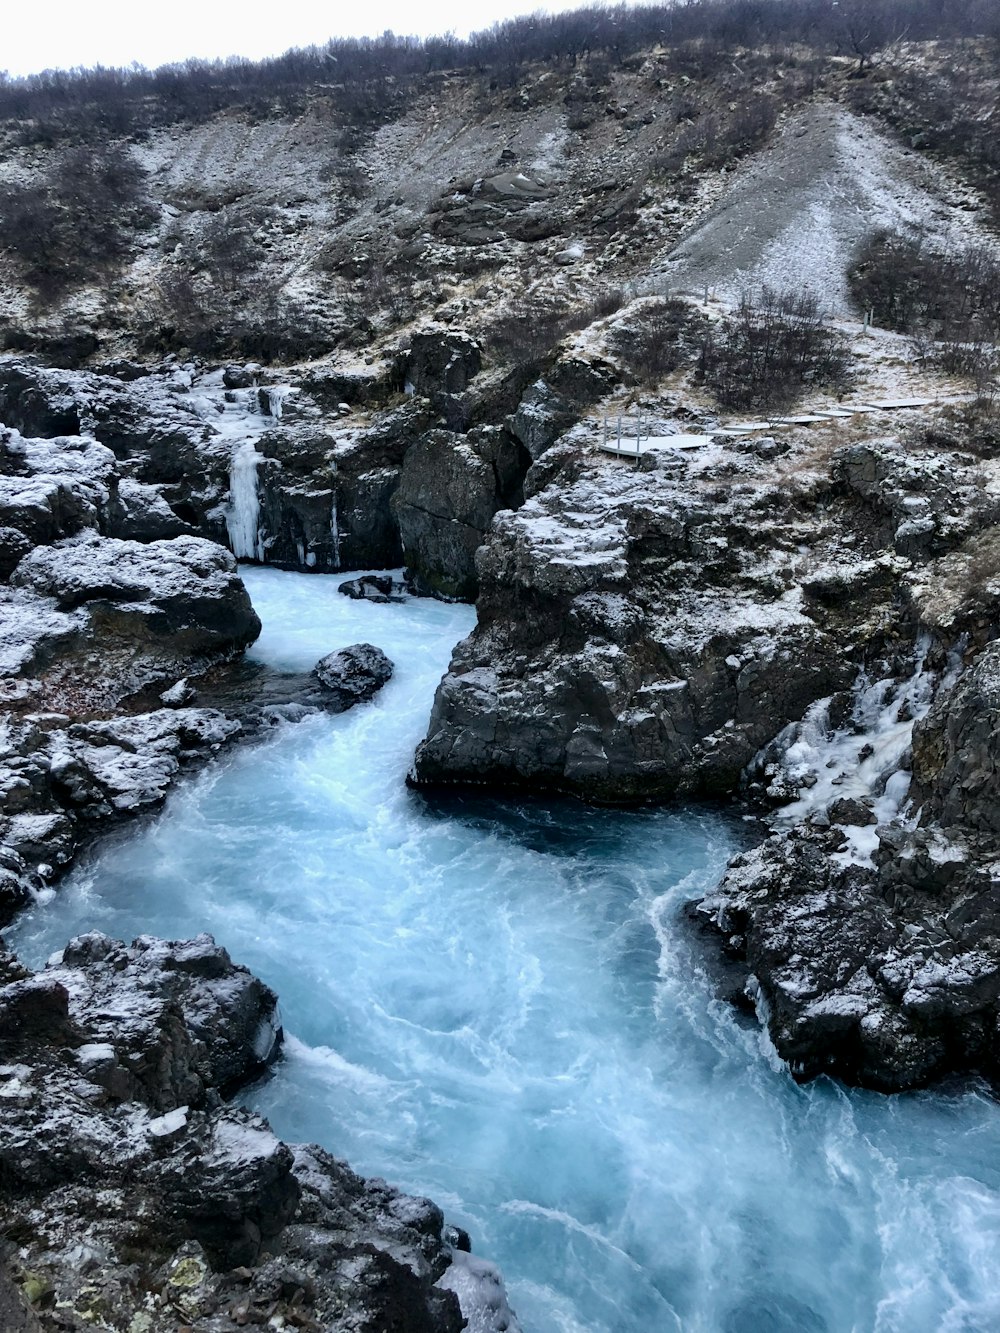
[678,436,1000,1089]
[0,421,268,921]
[412,444,893,801]
[2,532,260,714]
[0,709,242,924]
[0,933,511,1332]
[392,426,528,599]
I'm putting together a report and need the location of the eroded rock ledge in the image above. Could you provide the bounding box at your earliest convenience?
[0,932,516,1332]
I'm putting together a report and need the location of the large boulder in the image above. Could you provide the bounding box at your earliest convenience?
[0,429,117,546]
[313,642,394,709]
[108,477,191,541]
[11,531,260,657]
[508,357,618,461]
[0,360,83,437]
[412,462,863,800]
[0,533,259,723]
[696,818,1000,1090]
[404,328,482,398]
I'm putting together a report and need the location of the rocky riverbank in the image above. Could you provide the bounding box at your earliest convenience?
[0,931,515,1332]
[411,412,1000,1091]
[8,332,1000,1097]
[0,340,532,1331]
[0,346,528,1331]
[4,353,1000,1329]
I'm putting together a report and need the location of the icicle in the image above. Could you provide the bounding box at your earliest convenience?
[760,634,943,861]
[226,443,265,561]
[331,496,342,571]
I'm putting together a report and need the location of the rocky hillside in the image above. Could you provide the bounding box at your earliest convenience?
[1,11,997,363]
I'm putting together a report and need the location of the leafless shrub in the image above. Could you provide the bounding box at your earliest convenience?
[697,286,851,411]
[850,230,1000,337]
[200,204,276,292]
[0,143,152,301]
[606,297,708,384]
[487,291,624,366]
[852,229,1000,387]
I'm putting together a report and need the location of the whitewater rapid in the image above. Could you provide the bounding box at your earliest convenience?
[10,568,1000,1332]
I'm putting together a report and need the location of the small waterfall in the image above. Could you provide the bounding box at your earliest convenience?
[266,387,292,420]
[226,442,265,561]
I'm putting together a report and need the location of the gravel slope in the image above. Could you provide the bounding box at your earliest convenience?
[658,103,996,314]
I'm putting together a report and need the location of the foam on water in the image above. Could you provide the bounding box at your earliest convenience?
[9,567,1000,1333]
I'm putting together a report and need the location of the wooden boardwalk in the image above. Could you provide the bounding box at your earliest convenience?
[597,395,969,458]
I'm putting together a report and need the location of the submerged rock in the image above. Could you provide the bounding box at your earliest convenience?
[313,642,394,710]
[339,573,408,603]
[0,933,505,1331]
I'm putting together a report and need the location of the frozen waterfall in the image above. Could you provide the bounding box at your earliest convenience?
[226,442,265,561]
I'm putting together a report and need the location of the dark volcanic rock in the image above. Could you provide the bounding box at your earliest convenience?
[6,533,260,708]
[107,478,191,541]
[313,642,394,709]
[254,412,423,572]
[0,709,242,924]
[412,463,866,801]
[51,931,281,1105]
[392,427,528,599]
[696,821,1000,1091]
[912,641,1000,834]
[0,935,511,1332]
[508,357,618,461]
[405,327,483,398]
[0,362,82,437]
[693,600,1000,1089]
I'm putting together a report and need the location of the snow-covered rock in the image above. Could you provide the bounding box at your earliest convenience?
[412,459,862,800]
[10,532,259,679]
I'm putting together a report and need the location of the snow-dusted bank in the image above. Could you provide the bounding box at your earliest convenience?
[8,568,1000,1333]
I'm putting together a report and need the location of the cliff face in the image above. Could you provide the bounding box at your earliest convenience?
[413,426,1000,802]
[413,448,866,800]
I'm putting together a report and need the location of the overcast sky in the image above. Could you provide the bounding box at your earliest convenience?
[3,0,607,77]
